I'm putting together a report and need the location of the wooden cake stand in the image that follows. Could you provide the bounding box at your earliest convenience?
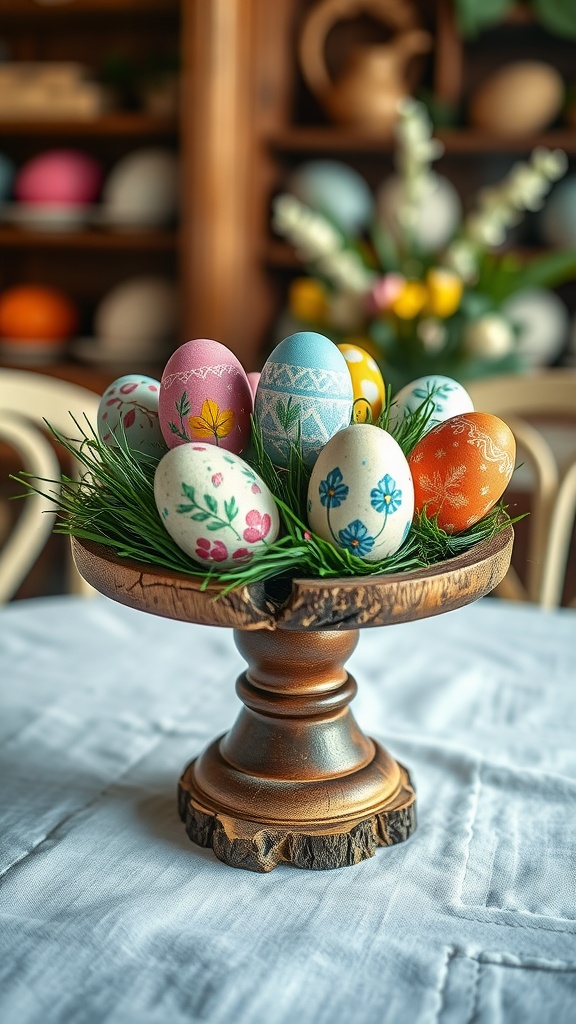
[72,528,513,872]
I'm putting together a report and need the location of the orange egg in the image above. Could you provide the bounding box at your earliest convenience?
[337,342,385,423]
[408,412,516,533]
[0,285,79,340]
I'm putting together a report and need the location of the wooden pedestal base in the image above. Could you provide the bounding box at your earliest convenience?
[177,627,416,872]
[71,529,513,872]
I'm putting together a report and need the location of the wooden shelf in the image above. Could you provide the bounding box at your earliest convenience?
[0,359,164,391]
[264,240,301,269]
[0,226,177,251]
[0,0,178,16]
[268,127,576,156]
[0,114,178,137]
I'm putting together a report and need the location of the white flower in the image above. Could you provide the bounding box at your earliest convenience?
[272,194,373,293]
[462,147,568,250]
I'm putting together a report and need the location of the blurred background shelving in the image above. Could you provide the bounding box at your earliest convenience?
[1,0,575,602]
[0,0,575,382]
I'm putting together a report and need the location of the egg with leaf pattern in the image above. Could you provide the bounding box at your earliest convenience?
[254,331,353,468]
[158,338,253,454]
[154,443,279,568]
[388,374,473,434]
[97,374,167,460]
[408,412,515,533]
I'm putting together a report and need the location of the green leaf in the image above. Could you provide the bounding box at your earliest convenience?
[175,503,196,514]
[505,250,576,293]
[204,493,218,514]
[206,520,225,532]
[225,497,238,522]
[181,482,196,502]
[177,391,190,417]
[454,0,514,38]
[474,250,576,306]
[532,0,576,39]
[369,221,400,270]
[190,511,210,522]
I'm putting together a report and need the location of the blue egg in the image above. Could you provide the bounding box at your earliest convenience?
[287,160,374,235]
[0,153,15,202]
[254,331,354,468]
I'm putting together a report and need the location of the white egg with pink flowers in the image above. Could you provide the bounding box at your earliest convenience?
[154,443,279,568]
[97,374,167,460]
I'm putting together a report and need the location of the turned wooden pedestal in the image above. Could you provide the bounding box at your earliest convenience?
[72,527,513,872]
[178,628,415,871]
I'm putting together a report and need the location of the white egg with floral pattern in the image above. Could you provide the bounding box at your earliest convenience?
[154,443,280,568]
[307,424,414,562]
[97,374,167,460]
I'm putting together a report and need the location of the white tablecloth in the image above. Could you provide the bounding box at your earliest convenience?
[1,595,575,1024]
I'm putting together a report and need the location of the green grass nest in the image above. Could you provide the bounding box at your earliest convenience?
[16,391,517,595]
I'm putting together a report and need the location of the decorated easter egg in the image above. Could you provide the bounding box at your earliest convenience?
[154,443,279,568]
[408,412,516,533]
[0,284,78,339]
[159,338,253,454]
[463,315,514,360]
[97,374,166,460]
[388,375,474,434]
[377,173,461,252]
[307,424,414,561]
[94,276,178,361]
[101,148,178,228]
[287,160,374,234]
[254,331,353,468]
[501,288,569,368]
[337,342,385,423]
[539,175,576,248]
[15,149,102,205]
[468,61,563,137]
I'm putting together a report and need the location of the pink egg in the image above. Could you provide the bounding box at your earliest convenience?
[247,371,261,398]
[159,338,253,454]
[15,149,103,206]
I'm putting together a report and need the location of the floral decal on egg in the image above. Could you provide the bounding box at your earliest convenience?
[317,466,403,557]
[338,520,375,558]
[195,538,251,563]
[176,475,272,564]
[100,380,161,438]
[168,392,236,445]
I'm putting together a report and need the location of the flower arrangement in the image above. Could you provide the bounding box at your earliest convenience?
[272,99,576,391]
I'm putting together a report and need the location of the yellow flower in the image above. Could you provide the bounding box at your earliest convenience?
[390,281,428,319]
[189,398,235,443]
[289,277,328,323]
[425,268,463,318]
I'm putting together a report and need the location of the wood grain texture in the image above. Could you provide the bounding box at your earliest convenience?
[179,757,416,872]
[71,529,512,870]
[72,526,513,632]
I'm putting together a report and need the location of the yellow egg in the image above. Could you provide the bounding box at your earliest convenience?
[337,342,385,423]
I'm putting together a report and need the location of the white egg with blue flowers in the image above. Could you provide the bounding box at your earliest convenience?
[307,423,414,562]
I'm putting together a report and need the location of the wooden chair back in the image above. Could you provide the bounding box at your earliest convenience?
[0,369,100,601]
[467,370,576,608]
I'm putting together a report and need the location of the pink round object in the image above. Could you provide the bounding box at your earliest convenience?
[247,371,261,398]
[159,338,253,454]
[15,149,103,206]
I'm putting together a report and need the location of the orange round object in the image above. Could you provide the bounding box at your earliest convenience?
[408,412,516,533]
[0,285,79,340]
